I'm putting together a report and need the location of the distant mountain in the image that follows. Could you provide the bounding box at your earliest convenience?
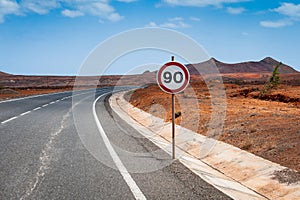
[0,71,12,76]
[186,57,298,75]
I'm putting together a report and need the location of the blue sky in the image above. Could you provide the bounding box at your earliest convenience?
[0,0,300,75]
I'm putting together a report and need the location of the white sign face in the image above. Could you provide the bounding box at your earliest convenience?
[157,61,190,94]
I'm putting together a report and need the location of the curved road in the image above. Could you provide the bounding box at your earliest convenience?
[0,87,231,199]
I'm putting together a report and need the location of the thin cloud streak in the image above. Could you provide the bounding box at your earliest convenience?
[162,0,251,7]
[260,2,300,28]
[226,7,245,14]
[0,0,126,23]
[146,17,190,28]
[260,19,292,28]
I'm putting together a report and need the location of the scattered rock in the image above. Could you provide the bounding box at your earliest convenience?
[272,168,300,185]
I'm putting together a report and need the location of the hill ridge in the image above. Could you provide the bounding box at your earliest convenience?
[186,57,298,75]
[0,71,11,76]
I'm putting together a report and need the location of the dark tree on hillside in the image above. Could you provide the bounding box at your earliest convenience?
[269,62,281,88]
[259,62,281,98]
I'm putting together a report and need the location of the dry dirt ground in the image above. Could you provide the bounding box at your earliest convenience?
[127,82,300,172]
[0,88,74,100]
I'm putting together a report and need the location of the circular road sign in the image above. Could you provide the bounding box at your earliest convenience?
[157,61,190,94]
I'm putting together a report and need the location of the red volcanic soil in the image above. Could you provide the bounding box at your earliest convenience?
[127,82,300,172]
[0,88,74,100]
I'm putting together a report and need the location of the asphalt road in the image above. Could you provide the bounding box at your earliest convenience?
[0,87,231,199]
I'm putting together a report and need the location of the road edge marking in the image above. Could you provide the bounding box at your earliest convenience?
[93,93,146,200]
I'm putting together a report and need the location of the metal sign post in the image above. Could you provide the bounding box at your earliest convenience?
[171,56,175,159]
[157,56,190,159]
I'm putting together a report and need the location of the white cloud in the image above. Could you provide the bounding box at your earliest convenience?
[0,0,124,23]
[190,16,200,21]
[226,7,245,14]
[260,20,292,28]
[163,0,251,7]
[61,9,84,18]
[107,12,124,22]
[76,2,123,22]
[160,22,178,28]
[162,21,189,28]
[273,3,300,18]
[20,0,60,14]
[146,21,158,27]
[117,0,137,2]
[0,0,20,23]
[169,16,184,21]
[260,3,300,28]
[78,2,113,16]
[146,17,190,29]
[165,17,190,27]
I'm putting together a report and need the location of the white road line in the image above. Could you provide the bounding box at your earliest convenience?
[93,93,146,200]
[0,88,104,104]
[33,107,41,111]
[1,116,18,124]
[0,88,99,104]
[20,111,31,116]
[0,90,102,126]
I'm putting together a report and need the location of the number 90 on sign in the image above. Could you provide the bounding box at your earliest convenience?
[157,61,190,94]
[163,71,183,84]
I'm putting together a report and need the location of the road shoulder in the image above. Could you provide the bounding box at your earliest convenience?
[110,91,300,200]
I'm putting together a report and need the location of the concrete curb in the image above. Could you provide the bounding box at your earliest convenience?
[110,91,300,200]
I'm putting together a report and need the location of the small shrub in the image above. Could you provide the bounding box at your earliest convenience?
[240,136,252,150]
[175,111,181,118]
[241,142,252,150]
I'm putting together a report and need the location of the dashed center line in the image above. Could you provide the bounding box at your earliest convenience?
[20,111,31,116]
[33,107,41,111]
[0,91,98,125]
[1,116,18,124]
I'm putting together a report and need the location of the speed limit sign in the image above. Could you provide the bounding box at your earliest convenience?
[157,61,190,94]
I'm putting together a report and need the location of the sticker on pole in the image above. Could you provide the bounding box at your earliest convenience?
[157,61,190,94]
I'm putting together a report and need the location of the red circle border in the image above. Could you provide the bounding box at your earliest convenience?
[157,61,190,94]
